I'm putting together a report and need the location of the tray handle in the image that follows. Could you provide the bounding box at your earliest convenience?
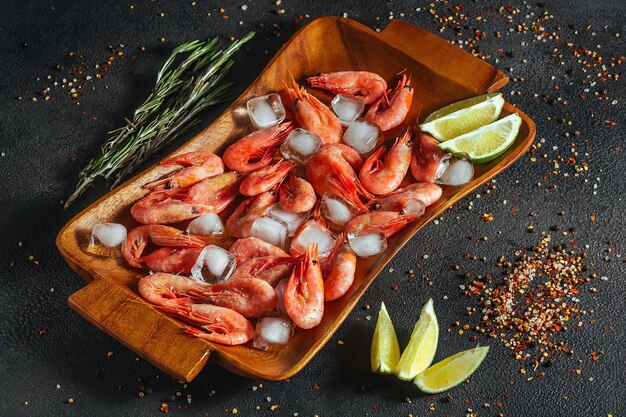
[377,19,509,94]
[68,278,212,382]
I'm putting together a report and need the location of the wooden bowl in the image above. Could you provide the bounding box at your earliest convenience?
[57,16,535,382]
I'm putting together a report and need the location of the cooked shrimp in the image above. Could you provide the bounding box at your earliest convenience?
[137,273,205,308]
[410,131,446,183]
[359,130,412,195]
[370,182,443,211]
[365,73,413,131]
[225,190,276,238]
[230,256,295,287]
[229,236,289,259]
[187,277,277,318]
[279,171,316,213]
[307,71,387,104]
[131,173,241,224]
[130,189,211,225]
[239,160,295,197]
[137,247,202,274]
[160,304,254,345]
[323,241,357,302]
[124,225,205,268]
[223,122,295,174]
[345,211,419,238]
[284,244,325,329]
[291,81,343,144]
[143,151,224,190]
[306,144,372,212]
[229,237,294,285]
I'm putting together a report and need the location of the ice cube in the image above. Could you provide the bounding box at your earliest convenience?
[251,216,288,248]
[253,314,295,350]
[186,213,224,236]
[331,94,365,126]
[347,230,388,258]
[320,193,359,228]
[246,93,286,129]
[265,204,309,237]
[435,153,474,186]
[290,221,336,258]
[275,279,288,313]
[191,245,236,283]
[88,223,127,257]
[401,198,426,216]
[280,128,322,165]
[342,118,381,154]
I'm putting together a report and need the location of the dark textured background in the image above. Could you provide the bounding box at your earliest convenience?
[1,1,625,416]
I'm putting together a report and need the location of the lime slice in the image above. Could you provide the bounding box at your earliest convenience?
[371,302,400,374]
[413,346,490,394]
[394,298,439,381]
[438,113,522,164]
[420,93,505,141]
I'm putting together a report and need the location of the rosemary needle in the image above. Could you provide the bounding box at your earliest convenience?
[65,32,254,208]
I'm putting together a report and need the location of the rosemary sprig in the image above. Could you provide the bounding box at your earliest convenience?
[65,32,255,208]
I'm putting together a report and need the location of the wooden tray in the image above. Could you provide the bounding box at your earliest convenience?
[57,17,535,382]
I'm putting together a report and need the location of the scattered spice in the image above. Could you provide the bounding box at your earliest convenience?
[463,235,601,370]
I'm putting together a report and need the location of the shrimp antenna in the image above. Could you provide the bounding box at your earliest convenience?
[395,68,409,77]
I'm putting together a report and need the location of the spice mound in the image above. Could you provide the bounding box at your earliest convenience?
[464,235,597,368]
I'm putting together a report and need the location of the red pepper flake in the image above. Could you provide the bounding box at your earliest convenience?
[160,403,169,413]
[481,213,494,222]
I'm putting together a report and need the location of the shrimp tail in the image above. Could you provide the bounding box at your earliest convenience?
[381,213,419,237]
[327,175,370,213]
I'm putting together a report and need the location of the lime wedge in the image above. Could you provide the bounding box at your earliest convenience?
[420,93,505,141]
[438,113,522,164]
[413,346,490,394]
[371,302,400,374]
[394,298,439,381]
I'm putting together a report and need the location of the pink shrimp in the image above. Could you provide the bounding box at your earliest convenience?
[370,182,443,212]
[306,143,372,212]
[124,225,205,268]
[410,131,446,183]
[323,240,357,302]
[279,171,316,213]
[160,304,254,346]
[131,172,241,224]
[359,130,412,195]
[229,236,288,259]
[230,256,295,287]
[225,190,276,238]
[284,244,325,329]
[307,71,387,104]
[345,211,419,238]
[229,237,294,286]
[365,73,414,131]
[143,151,224,190]
[222,122,295,174]
[137,247,202,274]
[186,277,277,318]
[290,81,343,144]
[239,160,295,197]
[137,273,205,308]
